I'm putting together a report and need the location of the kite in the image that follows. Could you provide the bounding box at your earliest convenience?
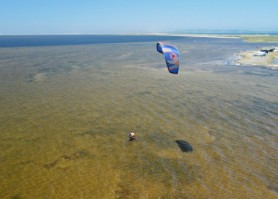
[156,42,180,74]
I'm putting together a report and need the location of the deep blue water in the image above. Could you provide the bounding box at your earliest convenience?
[0,35,248,48]
[0,35,187,47]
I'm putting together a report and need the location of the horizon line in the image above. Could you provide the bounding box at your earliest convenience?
[0,31,278,36]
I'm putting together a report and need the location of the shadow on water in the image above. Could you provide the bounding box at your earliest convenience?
[175,140,193,152]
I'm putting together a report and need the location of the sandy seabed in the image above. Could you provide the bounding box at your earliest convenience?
[0,37,277,199]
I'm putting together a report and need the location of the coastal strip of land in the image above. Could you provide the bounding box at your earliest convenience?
[144,32,238,39]
[234,35,278,69]
[235,48,278,69]
[146,33,278,43]
[240,35,278,43]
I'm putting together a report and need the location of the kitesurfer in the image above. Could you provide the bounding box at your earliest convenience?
[129,132,135,141]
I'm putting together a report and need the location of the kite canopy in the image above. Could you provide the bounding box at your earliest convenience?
[156,42,180,74]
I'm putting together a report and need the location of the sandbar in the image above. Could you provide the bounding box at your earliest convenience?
[235,48,278,70]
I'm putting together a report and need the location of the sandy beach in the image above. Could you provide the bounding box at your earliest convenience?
[144,32,239,39]
[236,48,278,70]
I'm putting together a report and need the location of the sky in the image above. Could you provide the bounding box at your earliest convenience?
[1,0,278,35]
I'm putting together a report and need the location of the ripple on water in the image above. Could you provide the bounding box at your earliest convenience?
[0,41,277,198]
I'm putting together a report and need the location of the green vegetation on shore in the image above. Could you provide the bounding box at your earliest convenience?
[240,35,278,43]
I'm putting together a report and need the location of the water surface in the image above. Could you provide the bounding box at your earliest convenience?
[0,36,277,199]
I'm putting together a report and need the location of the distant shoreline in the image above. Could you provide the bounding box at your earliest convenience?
[1,33,278,43]
[145,33,278,43]
[144,33,239,39]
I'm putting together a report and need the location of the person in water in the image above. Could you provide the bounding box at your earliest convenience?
[129,132,135,141]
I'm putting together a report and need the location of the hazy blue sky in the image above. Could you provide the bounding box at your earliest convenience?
[1,0,278,34]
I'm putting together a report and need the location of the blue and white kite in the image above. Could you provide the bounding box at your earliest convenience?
[156,42,180,74]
